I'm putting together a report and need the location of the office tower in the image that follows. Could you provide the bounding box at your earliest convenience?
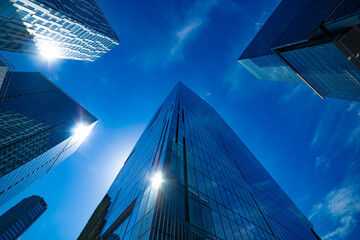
[0,0,119,61]
[0,195,47,240]
[0,59,8,89]
[79,82,320,240]
[238,0,360,102]
[0,55,14,100]
[0,71,97,206]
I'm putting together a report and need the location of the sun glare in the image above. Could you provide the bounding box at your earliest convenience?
[39,43,59,60]
[151,172,164,189]
[72,123,92,142]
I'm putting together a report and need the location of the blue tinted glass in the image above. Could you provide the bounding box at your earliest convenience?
[0,196,47,238]
[80,83,319,240]
[0,72,96,206]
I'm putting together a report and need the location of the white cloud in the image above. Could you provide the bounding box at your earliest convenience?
[309,100,360,155]
[345,103,360,150]
[347,125,360,147]
[169,0,218,58]
[309,203,323,220]
[138,0,218,68]
[323,216,357,240]
[327,186,360,217]
[311,137,318,147]
[346,102,357,112]
[303,94,360,240]
[309,168,360,239]
[176,20,202,42]
[171,19,203,56]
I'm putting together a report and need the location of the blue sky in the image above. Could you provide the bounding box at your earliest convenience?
[0,0,360,239]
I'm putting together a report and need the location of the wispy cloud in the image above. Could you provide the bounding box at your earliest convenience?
[315,156,330,171]
[344,102,360,147]
[278,84,308,102]
[303,99,360,240]
[346,102,358,112]
[137,0,218,68]
[309,101,360,156]
[169,0,218,58]
[323,216,357,240]
[170,19,203,56]
[347,124,360,147]
[309,162,360,239]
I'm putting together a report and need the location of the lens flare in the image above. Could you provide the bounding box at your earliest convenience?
[72,123,92,142]
[151,172,164,189]
[39,43,59,60]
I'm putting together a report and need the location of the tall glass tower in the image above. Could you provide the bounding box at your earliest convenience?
[79,83,320,240]
[0,71,97,206]
[238,0,360,102]
[0,195,47,240]
[0,0,119,61]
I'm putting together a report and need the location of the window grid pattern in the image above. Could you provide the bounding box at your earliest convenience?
[0,195,47,240]
[324,0,360,24]
[151,84,316,240]
[0,72,96,206]
[281,42,360,101]
[82,83,318,240]
[238,0,341,60]
[238,0,360,102]
[0,110,50,177]
[86,87,178,240]
[238,55,303,83]
[0,0,119,61]
[0,58,8,89]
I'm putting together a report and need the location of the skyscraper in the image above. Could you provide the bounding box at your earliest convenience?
[0,54,14,95]
[0,0,119,61]
[0,71,97,206]
[238,0,360,102]
[79,82,320,240]
[0,195,47,240]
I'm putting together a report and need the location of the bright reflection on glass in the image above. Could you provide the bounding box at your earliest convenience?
[151,172,164,189]
[72,122,92,142]
[39,42,59,60]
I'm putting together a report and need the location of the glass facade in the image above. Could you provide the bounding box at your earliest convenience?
[281,42,360,101]
[0,195,47,240]
[0,0,119,61]
[79,82,319,240]
[324,0,360,24]
[238,55,302,83]
[0,72,97,206]
[0,54,14,99]
[0,60,7,89]
[238,0,360,102]
[239,0,340,60]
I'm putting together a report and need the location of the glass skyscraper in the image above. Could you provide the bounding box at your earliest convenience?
[0,195,47,240]
[79,82,320,240]
[0,0,119,61]
[0,54,14,100]
[0,71,97,206]
[0,60,8,90]
[238,0,360,102]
